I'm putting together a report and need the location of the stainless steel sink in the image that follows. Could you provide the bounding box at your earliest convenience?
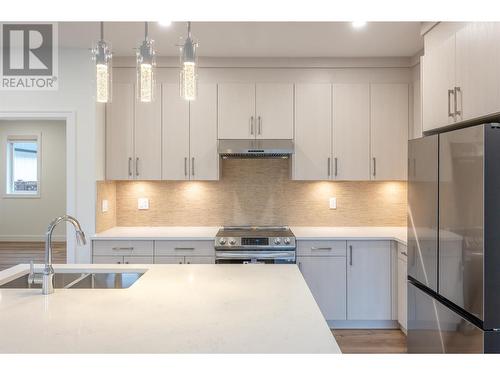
[0,272,144,289]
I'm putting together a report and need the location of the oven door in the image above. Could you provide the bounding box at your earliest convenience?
[215,251,296,264]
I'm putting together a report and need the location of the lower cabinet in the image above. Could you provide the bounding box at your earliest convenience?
[297,255,347,321]
[397,243,408,332]
[155,256,215,264]
[93,255,153,264]
[347,241,392,320]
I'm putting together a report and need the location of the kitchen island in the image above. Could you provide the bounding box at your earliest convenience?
[0,263,340,353]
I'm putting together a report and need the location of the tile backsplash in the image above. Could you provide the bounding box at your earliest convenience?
[96,159,407,232]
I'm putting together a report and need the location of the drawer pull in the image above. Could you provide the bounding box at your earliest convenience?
[401,251,408,256]
[174,247,195,251]
[112,247,134,251]
[310,247,332,251]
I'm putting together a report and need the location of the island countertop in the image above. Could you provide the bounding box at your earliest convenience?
[0,264,340,354]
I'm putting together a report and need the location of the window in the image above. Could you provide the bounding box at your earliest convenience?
[6,135,40,196]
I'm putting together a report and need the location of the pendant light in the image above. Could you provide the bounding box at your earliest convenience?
[179,22,198,101]
[137,22,157,103]
[91,22,112,103]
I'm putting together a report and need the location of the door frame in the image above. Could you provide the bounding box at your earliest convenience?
[0,111,76,261]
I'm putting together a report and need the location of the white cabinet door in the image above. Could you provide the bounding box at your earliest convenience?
[347,241,392,320]
[155,256,185,264]
[162,83,190,180]
[293,83,332,180]
[218,83,255,139]
[123,256,154,264]
[190,83,219,180]
[370,84,408,181]
[106,83,134,180]
[298,256,347,321]
[397,255,408,331]
[255,83,294,139]
[455,23,500,122]
[134,85,162,180]
[332,84,370,180]
[185,256,215,264]
[93,255,124,264]
[422,31,456,131]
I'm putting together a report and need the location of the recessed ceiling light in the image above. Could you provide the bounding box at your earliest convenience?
[352,21,367,28]
[158,20,172,27]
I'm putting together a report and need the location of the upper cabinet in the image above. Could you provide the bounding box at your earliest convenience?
[423,22,500,132]
[106,83,161,180]
[370,83,409,181]
[294,83,407,181]
[162,83,219,180]
[218,83,294,139]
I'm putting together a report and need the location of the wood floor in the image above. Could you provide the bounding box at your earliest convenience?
[0,241,66,271]
[332,329,407,353]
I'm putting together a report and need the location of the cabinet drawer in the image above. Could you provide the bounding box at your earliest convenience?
[155,256,185,264]
[297,240,346,256]
[93,255,124,264]
[93,240,154,256]
[123,256,153,264]
[155,240,214,256]
[185,256,215,264]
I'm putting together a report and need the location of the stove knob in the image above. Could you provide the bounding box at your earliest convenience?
[229,239,236,245]
[284,237,291,245]
[219,238,227,245]
[274,238,281,245]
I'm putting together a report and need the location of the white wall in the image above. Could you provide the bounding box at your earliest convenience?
[0,120,66,240]
[0,48,102,263]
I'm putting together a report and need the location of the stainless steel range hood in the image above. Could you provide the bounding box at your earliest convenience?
[218,139,294,159]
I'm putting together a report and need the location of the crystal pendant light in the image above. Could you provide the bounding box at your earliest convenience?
[91,22,112,103]
[179,22,198,101]
[137,22,157,103]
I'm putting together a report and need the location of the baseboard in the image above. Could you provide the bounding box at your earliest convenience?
[0,235,66,242]
[328,320,400,329]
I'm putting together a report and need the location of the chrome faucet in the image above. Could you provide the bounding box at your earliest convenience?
[42,215,87,295]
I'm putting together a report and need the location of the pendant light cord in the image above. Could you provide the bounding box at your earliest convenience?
[145,22,149,40]
[100,22,104,41]
[187,21,191,39]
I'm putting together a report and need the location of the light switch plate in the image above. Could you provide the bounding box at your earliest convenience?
[138,197,149,210]
[101,199,109,213]
[329,197,337,209]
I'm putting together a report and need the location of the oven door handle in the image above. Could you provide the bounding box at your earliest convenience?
[216,252,294,259]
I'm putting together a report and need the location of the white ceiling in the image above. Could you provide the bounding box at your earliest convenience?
[59,22,424,58]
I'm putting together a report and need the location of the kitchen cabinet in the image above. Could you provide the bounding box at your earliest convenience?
[106,83,162,180]
[218,83,293,140]
[347,241,392,320]
[370,84,408,180]
[162,83,219,180]
[155,256,215,264]
[332,84,371,180]
[297,255,347,321]
[92,255,153,264]
[397,243,408,332]
[93,240,154,257]
[293,83,332,180]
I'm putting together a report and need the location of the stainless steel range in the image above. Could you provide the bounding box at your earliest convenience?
[215,226,296,264]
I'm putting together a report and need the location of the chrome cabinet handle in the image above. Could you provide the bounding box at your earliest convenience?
[117,261,122,264]
[124,261,129,264]
[454,86,461,117]
[174,247,195,251]
[112,247,134,251]
[135,157,139,177]
[250,116,254,135]
[311,247,332,251]
[128,157,132,177]
[258,116,262,135]
[401,251,408,256]
[184,157,188,177]
[448,89,455,118]
[327,157,331,177]
[191,157,195,176]
[349,245,353,266]
[372,157,376,177]
[334,157,338,177]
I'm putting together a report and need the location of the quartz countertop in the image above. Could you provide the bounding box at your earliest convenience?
[0,263,340,354]
[93,226,407,245]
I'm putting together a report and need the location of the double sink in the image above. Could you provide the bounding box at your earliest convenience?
[0,271,144,289]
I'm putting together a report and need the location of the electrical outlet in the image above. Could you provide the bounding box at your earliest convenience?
[329,197,337,209]
[138,197,149,210]
[101,199,109,213]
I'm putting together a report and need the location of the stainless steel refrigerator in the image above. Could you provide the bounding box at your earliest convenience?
[407,123,500,353]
